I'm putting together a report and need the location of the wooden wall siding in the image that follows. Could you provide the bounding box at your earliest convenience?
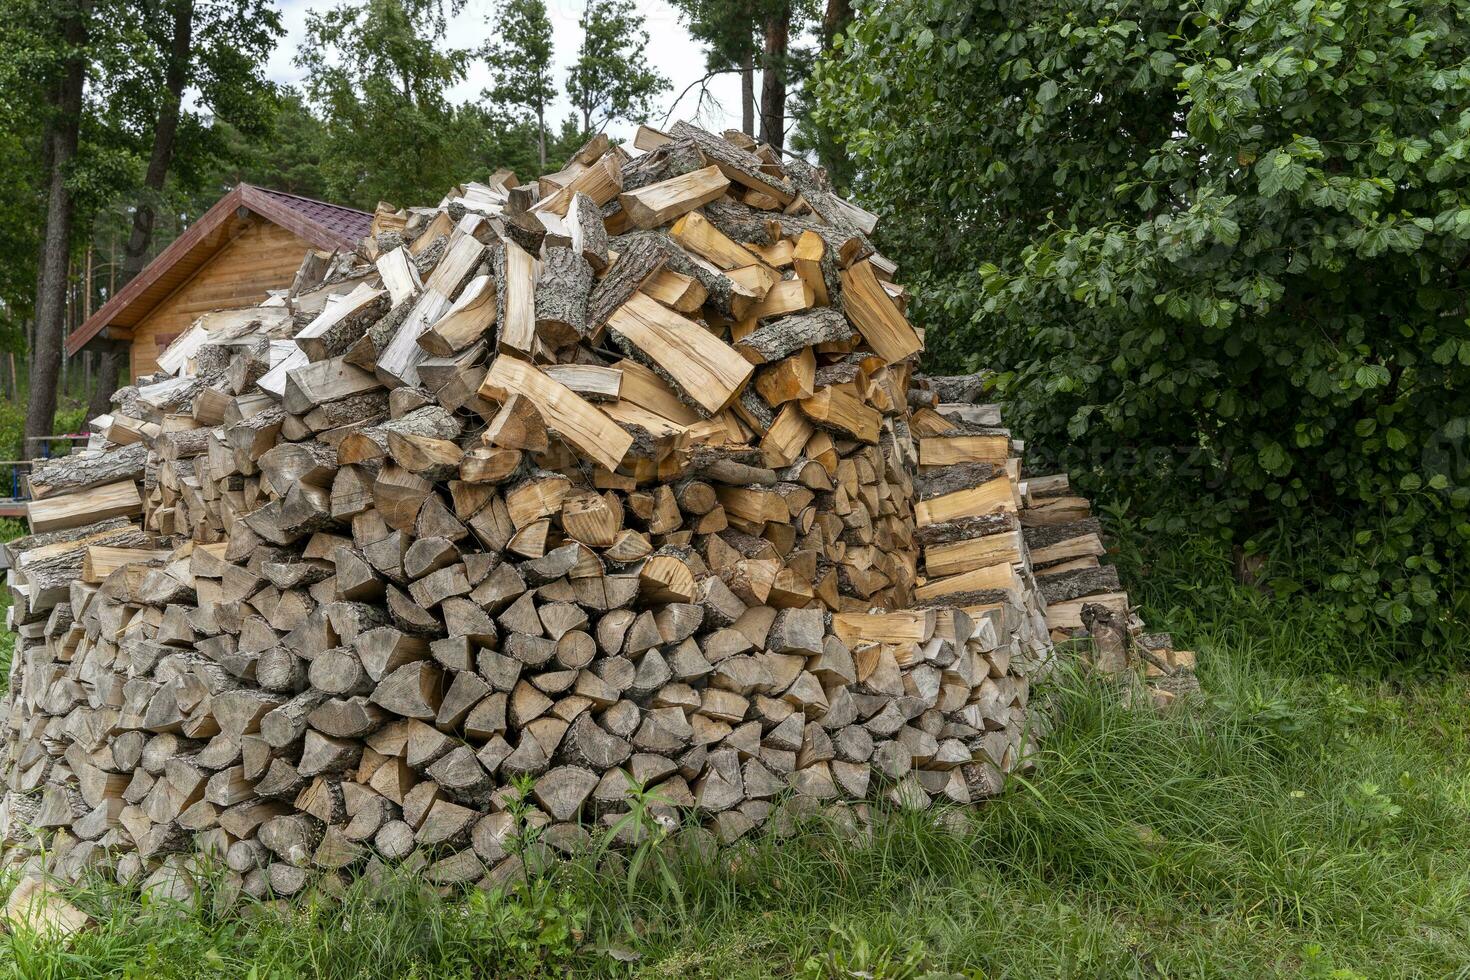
[128,221,311,378]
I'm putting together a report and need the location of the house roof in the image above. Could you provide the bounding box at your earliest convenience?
[66,183,372,356]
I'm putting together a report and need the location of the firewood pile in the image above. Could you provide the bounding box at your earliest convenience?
[0,122,1190,902]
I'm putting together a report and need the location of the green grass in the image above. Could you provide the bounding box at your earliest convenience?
[4,529,1470,978]
[0,375,95,463]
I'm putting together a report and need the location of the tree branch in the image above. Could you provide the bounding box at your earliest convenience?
[661,67,744,127]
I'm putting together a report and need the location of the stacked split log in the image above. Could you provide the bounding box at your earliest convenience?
[0,122,1179,899]
[904,376,1196,703]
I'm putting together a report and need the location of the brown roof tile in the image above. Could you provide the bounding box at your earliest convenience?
[252,186,373,245]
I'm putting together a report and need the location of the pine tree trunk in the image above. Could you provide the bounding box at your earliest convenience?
[26,0,92,454]
[120,0,194,281]
[759,2,790,153]
[537,105,546,169]
[94,0,193,415]
[87,351,124,417]
[822,0,851,46]
[741,48,754,137]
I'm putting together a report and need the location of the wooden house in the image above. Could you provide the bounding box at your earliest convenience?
[67,184,371,379]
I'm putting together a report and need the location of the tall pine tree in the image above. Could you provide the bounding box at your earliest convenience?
[15,0,92,449]
[668,0,758,135]
[669,0,812,151]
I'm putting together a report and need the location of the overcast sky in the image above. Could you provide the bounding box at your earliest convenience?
[266,0,746,146]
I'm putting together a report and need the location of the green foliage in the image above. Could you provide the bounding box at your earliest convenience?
[91,0,283,185]
[54,404,87,438]
[815,0,1470,647]
[0,862,588,978]
[297,0,485,207]
[545,115,594,169]
[482,0,555,167]
[565,0,670,136]
[0,0,131,338]
[0,122,40,343]
[669,0,760,76]
[464,878,585,975]
[196,90,330,201]
[0,380,88,461]
[797,922,955,979]
[301,0,467,107]
[1102,500,1470,674]
[0,399,25,465]
[0,0,282,351]
[595,774,690,923]
[790,4,857,193]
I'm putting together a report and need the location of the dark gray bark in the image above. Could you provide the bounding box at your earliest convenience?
[587,234,667,333]
[1039,565,1122,605]
[913,513,1019,548]
[701,198,772,245]
[670,121,789,203]
[26,0,92,451]
[759,2,790,152]
[734,308,850,364]
[1021,518,1103,551]
[28,442,147,498]
[921,372,992,405]
[533,247,592,347]
[740,48,755,137]
[914,462,1002,502]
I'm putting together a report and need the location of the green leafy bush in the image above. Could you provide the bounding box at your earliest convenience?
[0,399,23,463]
[0,392,86,461]
[815,0,1470,645]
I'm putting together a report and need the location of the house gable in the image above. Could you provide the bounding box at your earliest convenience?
[66,183,371,367]
[128,220,312,377]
